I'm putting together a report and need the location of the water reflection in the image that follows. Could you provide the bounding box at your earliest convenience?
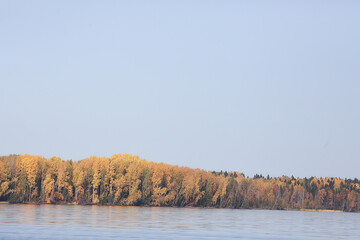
[0,204,359,239]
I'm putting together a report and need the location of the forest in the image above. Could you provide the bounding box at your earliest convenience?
[0,154,359,212]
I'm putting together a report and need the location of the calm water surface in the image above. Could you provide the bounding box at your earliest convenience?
[0,204,359,239]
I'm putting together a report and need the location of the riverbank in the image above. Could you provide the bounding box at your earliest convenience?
[297,208,344,213]
[2,201,353,213]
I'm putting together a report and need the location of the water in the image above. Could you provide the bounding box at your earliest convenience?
[0,204,359,239]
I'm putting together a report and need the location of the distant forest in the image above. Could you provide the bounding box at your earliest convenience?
[0,154,359,212]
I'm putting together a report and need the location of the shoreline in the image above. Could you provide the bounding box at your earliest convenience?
[0,201,351,213]
[295,208,344,213]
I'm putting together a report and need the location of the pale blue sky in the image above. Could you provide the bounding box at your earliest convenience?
[1,1,359,178]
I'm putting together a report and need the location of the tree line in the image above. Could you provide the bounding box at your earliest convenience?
[0,154,359,212]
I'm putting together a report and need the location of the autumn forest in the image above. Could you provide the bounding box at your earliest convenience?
[0,154,359,212]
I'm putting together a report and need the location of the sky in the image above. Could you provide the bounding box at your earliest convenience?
[1,1,359,178]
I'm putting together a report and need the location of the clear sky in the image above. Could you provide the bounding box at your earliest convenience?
[1,1,359,178]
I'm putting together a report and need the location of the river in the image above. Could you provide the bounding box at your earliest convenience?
[0,204,359,239]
